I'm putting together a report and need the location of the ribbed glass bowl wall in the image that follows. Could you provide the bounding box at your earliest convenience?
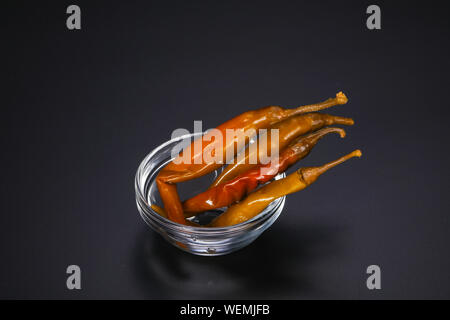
[135,133,285,256]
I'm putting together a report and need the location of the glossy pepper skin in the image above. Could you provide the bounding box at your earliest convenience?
[209,113,354,188]
[182,127,347,215]
[157,92,348,224]
[210,150,362,227]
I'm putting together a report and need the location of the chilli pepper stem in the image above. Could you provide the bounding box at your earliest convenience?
[283,92,348,117]
[300,149,362,185]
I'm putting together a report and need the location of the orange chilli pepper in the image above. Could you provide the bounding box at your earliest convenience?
[211,150,362,227]
[209,113,353,188]
[182,127,346,214]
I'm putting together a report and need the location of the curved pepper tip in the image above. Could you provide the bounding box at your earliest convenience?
[353,149,362,158]
[336,91,348,104]
[336,128,346,138]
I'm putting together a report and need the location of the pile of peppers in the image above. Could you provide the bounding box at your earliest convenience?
[154,92,361,227]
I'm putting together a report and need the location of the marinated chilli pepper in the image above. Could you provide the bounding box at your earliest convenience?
[182,127,346,214]
[209,113,354,188]
[210,150,362,227]
[150,204,201,227]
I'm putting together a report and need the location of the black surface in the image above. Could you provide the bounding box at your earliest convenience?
[2,0,450,299]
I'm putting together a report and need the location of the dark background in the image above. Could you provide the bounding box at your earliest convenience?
[2,0,450,299]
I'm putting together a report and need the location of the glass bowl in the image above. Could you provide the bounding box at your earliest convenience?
[135,132,286,256]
